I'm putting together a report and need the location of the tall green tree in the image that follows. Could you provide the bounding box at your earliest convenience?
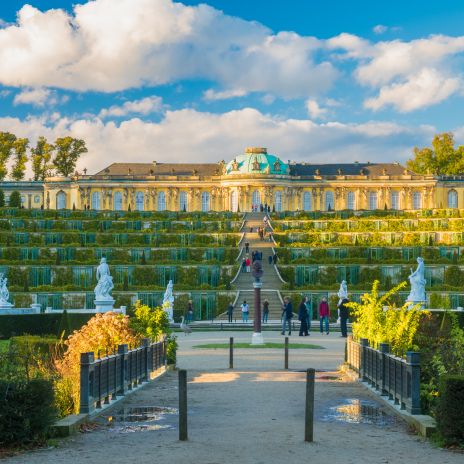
[11,138,29,181]
[9,190,21,208]
[31,136,54,181]
[0,132,16,181]
[407,132,464,175]
[52,137,87,177]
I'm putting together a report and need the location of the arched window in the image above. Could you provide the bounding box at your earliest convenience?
[391,191,399,210]
[347,191,355,210]
[56,191,66,210]
[114,191,123,211]
[180,191,188,211]
[252,190,261,209]
[157,191,166,211]
[135,192,144,211]
[201,191,210,212]
[368,191,377,210]
[91,191,101,210]
[448,190,458,209]
[231,190,238,212]
[274,191,283,212]
[413,191,422,210]
[303,191,311,211]
[325,191,334,211]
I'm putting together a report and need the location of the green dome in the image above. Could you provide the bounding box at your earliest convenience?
[225,147,288,175]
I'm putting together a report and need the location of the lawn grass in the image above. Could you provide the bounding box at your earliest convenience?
[0,340,10,352]
[193,342,324,349]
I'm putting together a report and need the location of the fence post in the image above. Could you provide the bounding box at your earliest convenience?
[359,338,368,381]
[305,368,315,442]
[79,352,95,414]
[229,337,234,369]
[284,337,289,370]
[179,369,188,441]
[379,343,389,396]
[142,338,150,381]
[118,344,128,396]
[406,352,421,414]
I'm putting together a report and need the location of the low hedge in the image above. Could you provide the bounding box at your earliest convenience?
[0,313,95,339]
[9,335,61,357]
[0,379,56,446]
[435,375,464,445]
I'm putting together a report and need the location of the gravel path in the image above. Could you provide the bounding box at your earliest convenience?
[5,331,462,464]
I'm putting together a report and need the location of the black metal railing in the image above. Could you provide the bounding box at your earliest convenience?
[80,337,166,414]
[346,336,421,415]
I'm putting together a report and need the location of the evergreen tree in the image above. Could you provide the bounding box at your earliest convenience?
[9,191,21,208]
[0,189,4,207]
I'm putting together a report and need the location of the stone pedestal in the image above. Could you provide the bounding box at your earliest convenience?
[164,304,174,322]
[406,300,426,310]
[0,302,13,311]
[94,299,115,313]
[30,303,41,313]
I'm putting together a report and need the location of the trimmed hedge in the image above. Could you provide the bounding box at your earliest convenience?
[436,375,464,445]
[0,379,56,446]
[0,313,95,339]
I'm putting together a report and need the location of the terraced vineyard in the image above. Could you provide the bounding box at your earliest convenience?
[0,208,243,319]
[272,209,464,311]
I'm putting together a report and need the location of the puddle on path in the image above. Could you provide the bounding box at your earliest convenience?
[97,406,178,433]
[321,399,396,426]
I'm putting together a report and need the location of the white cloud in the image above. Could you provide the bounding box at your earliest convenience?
[203,88,248,101]
[373,25,388,35]
[305,99,327,119]
[0,0,337,98]
[98,96,164,118]
[364,68,462,112]
[13,87,68,107]
[0,108,436,175]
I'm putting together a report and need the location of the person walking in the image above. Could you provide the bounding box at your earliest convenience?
[338,297,350,337]
[305,296,313,335]
[227,302,234,323]
[281,296,293,335]
[319,297,330,335]
[298,297,309,336]
[268,254,273,265]
[242,257,246,272]
[272,253,278,264]
[245,242,250,254]
[241,300,249,323]
[262,299,269,323]
[186,300,194,323]
[245,256,251,272]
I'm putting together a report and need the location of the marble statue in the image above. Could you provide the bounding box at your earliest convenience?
[94,257,114,301]
[0,274,10,304]
[337,280,348,306]
[162,280,174,322]
[407,257,426,304]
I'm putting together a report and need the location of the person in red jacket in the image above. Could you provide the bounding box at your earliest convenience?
[319,297,330,335]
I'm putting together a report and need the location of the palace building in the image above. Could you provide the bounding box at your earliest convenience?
[2,147,463,212]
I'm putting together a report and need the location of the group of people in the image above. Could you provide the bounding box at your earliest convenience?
[241,249,264,273]
[251,203,272,213]
[280,296,350,337]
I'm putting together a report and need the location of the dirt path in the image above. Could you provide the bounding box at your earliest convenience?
[5,332,462,464]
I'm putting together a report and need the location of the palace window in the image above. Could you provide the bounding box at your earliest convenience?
[91,191,101,210]
[231,190,238,212]
[252,190,261,209]
[347,191,355,210]
[56,191,66,210]
[274,191,283,212]
[325,191,334,211]
[303,191,311,211]
[135,192,144,211]
[448,190,458,209]
[391,191,399,210]
[368,191,377,210]
[114,192,123,211]
[180,191,188,211]
[413,191,422,210]
[157,191,166,211]
[201,191,210,212]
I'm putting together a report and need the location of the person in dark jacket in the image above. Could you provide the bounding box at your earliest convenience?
[319,297,330,334]
[245,242,250,254]
[298,297,309,336]
[227,302,234,323]
[262,299,269,323]
[281,296,293,335]
[186,300,194,323]
[338,298,350,337]
[268,255,273,265]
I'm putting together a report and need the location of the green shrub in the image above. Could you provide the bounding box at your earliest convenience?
[444,265,464,288]
[435,375,464,445]
[0,379,56,446]
[0,189,4,207]
[9,191,21,208]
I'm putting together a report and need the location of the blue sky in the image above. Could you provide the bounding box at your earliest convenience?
[0,0,463,174]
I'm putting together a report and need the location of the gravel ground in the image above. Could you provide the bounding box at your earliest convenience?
[4,331,462,464]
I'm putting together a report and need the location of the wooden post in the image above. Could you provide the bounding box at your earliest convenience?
[305,368,315,442]
[179,369,188,441]
[229,337,234,369]
[284,336,289,370]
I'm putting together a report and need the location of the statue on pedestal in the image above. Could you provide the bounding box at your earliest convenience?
[94,257,114,300]
[407,257,426,305]
[162,280,174,322]
[337,280,348,324]
[0,274,11,305]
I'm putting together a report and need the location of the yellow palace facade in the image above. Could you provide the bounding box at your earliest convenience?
[2,147,463,212]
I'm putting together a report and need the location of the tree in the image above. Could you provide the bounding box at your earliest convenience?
[52,137,88,177]
[0,132,16,181]
[0,190,4,207]
[31,136,54,181]
[11,138,29,181]
[9,190,22,208]
[407,132,464,175]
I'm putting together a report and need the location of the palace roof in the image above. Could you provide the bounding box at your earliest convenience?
[93,162,221,177]
[292,162,414,177]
